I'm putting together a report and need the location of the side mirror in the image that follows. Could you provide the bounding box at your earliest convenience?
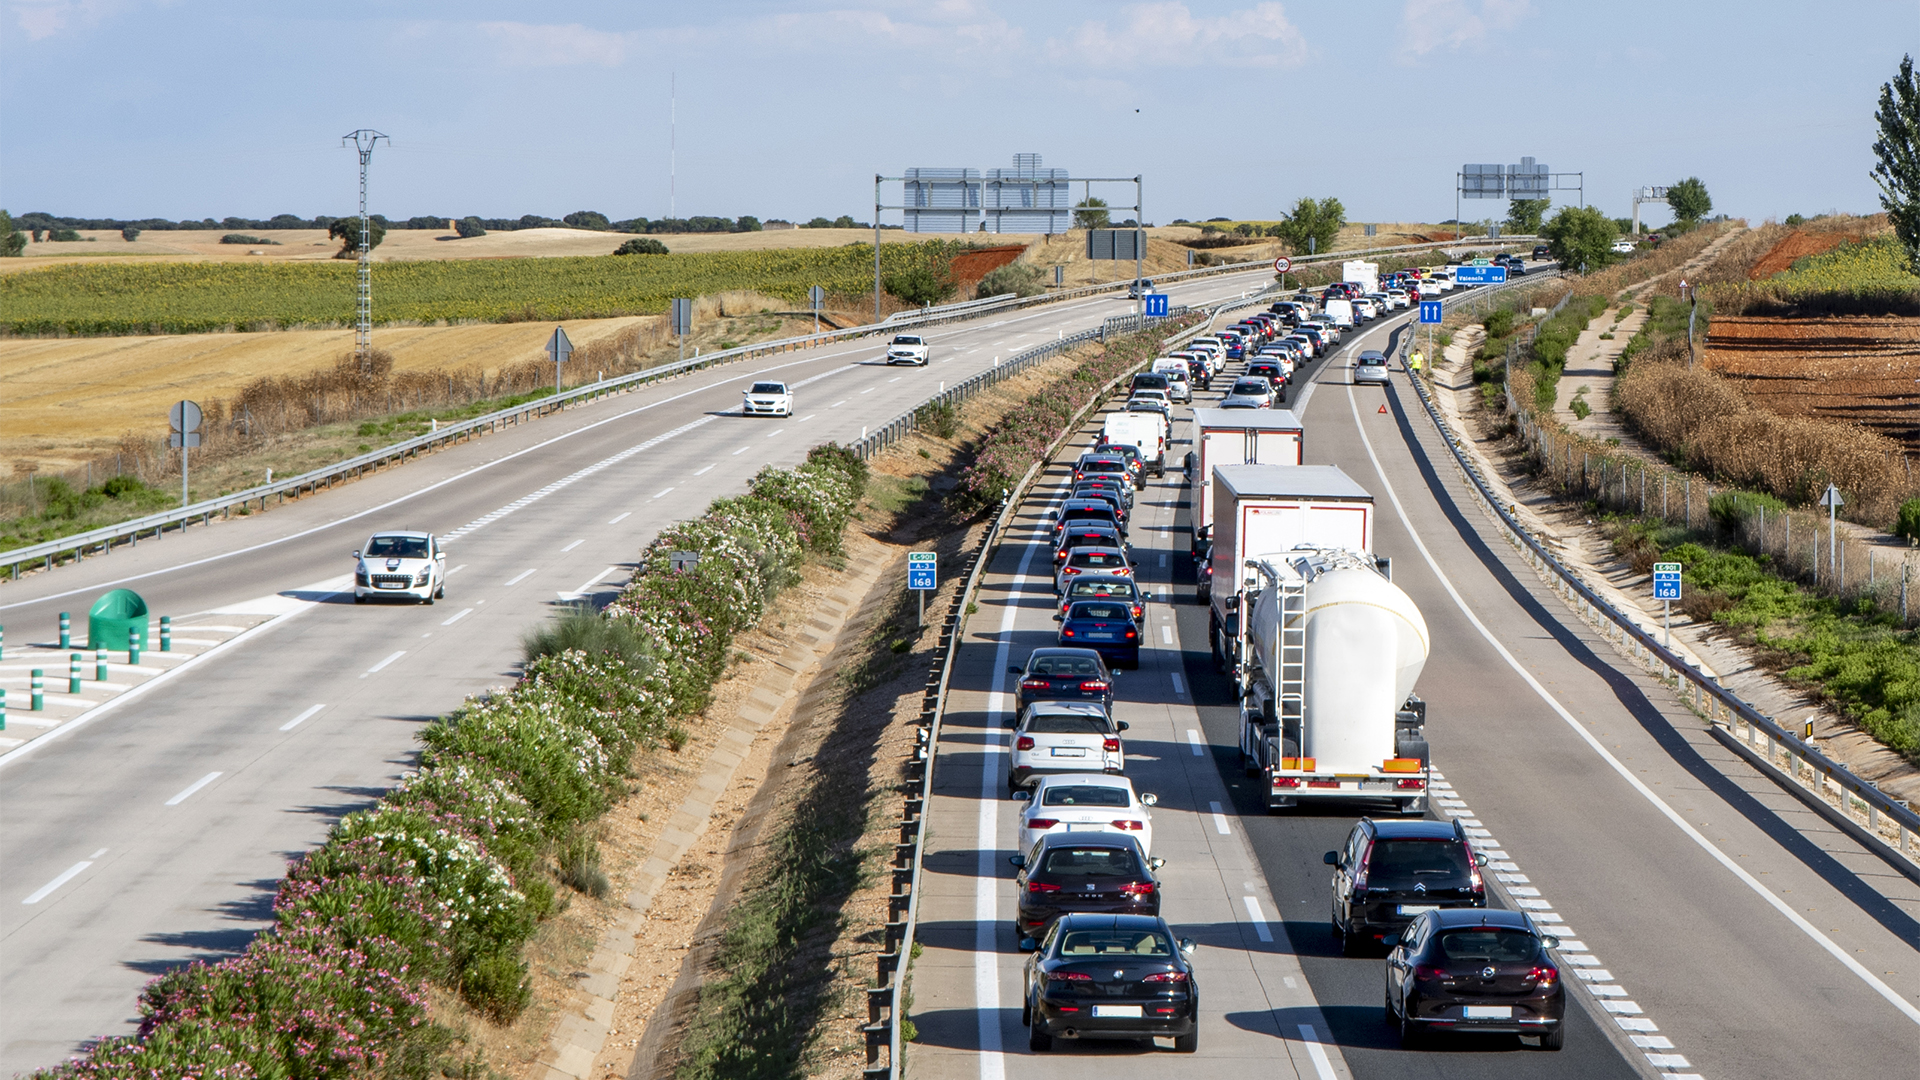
[1047,509,1059,520]
[1008,666,1024,675]
[1149,857,1166,871]
[1323,851,1339,866]
[1116,721,1130,731]
[351,550,360,559]
[1018,936,1038,953]
[1474,852,1489,867]
[435,551,447,560]
[1141,793,1159,807]
[1013,790,1032,802]
[1179,937,1197,956]
[1384,933,1401,948]
[1541,935,1561,951]
[1008,854,1027,868]
[1052,613,1063,621]
[1131,561,1141,568]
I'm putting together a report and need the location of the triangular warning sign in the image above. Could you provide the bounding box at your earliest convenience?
[1377,404,1388,414]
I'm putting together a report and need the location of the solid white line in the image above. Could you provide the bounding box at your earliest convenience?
[1296,1025,1339,1080]
[1186,728,1204,755]
[561,566,619,599]
[561,538,585,552]
[278,703,325,731]
[608,511,632,524]
[364,650,406,675]
[693,464,715,476]
[1170,671,1186,697]
[653,486,674,498]
[1161,625,1174,644]
[504,568,536,586]
[1345,381,1920,1028]
[1208,800,1231,835]
[165,770,223,806]
[1242,895,1274,942]
[23,860,94,904]
[440,607,474,626]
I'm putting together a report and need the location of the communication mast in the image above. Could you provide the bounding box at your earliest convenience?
[342,128,389,369]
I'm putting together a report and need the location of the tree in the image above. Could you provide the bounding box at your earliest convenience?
[832,214,857,229]
[1667,177,1712,224]
[613,237,669,255]
[884,264,954,306]
[1073,197,1110,231]
[564,210,611,231]
[329,216,387,257]
[121,227,141,242]
[454,217,487,238]
[1273,196,1345,255]
[1505,198,1550,235]
[802,217,833,228]
[0,210,23,256]
[734,215,761,232]
[1872,53,1920,274]
[1540,204,1617,272]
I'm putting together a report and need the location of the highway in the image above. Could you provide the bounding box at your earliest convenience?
[0,268,1278,1073]
[909,296,1920,1080]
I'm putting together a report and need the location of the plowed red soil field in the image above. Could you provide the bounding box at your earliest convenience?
[1747,229,1862,279]
[947,245,1025,290]
[1705,314,1920,444]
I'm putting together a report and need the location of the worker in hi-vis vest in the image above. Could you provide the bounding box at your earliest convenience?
[1409,349,1424,372]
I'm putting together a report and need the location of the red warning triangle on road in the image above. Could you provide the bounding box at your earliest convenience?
[1378,404,1388,414]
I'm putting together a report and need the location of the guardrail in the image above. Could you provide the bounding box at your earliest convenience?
[1403,285,1920,879]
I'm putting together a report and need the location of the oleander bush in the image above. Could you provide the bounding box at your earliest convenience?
[28,443,868,1079]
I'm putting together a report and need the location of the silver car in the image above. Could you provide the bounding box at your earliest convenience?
[1220,377,1276,409]
[1005,701,1127,792]
[1353,350,1391,386]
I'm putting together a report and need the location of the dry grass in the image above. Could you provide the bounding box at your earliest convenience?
[1571,220,1736,299]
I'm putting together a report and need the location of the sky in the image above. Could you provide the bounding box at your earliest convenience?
[1,0,1914,229]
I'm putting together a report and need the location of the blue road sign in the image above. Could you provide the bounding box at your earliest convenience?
[908,551,937,591]
[1144,293,1170,317]
[1419,301,1444,324]
[1452,264,1509,285]
[1653,561,1682,601]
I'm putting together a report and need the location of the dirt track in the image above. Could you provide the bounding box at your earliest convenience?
[1704,314,1920,443]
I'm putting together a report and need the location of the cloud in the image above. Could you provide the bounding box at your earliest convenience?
[478,21,639,68]
[1396,0,1533,60]
[12,0,121,40]
[1052,2,1307,69]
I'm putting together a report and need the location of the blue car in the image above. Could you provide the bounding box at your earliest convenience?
[1058,599,1142,669]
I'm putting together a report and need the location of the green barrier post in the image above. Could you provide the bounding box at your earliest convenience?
[59,612,70,649]
[68,654,81,694]
[1,687,7,731]
[31,669,43,711]
[0,623,6,660]
[129,642,141,665]
[160,616,172,652]
[95,648,108,682]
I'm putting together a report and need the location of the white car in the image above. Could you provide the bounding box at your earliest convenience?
[1353,349,1391,386]
[1055,546,1133,595]
[742,380,793,417]
[1006,701,1127,792]
[353,531,446,604]
[1385,289,1410,309]
[1611,239,1636,254]
[1016,773,1158,856]
[885,334,930,365]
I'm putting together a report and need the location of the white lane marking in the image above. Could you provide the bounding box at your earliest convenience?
[1170,671,1186,697]
[446,563,467,576]
[888,376,903,383]
[1296,1025,1339,1080]
[1161,625,1174,644]
[1159,553,1168,567]
[560,567,619,600]
[165,771,223,806]
[831,399,847,408]
[766,429,785,438]
[1208,800,1231,835]
[1345,380,1920,1028]
[23,859,96,904]
[693,464,715,476]
[733,445,750,455]
[504,568,536,586]
[798,414,816,422]
[860,386,877,394]
[279,704,325,731]
[653,486,674,498]
[440,607,474,626]
[1186,729,1206,757]
[363,650,406,676]
[608,511,632,524]
[1242,895,1273,942]
[561,538,585,552]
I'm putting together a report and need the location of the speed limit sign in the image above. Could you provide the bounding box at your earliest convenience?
[1274,256,1292,273]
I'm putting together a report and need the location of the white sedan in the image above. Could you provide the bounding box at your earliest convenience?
[742,380,793,417]
[1016,773,1158,856]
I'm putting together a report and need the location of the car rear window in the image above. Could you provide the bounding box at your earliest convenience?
[1070,551,1127,569]
[1026,710,1114,735]
[1068,580,1133,600]
[750,383,786,394]
[1080,460,1125,473]
[367,536,430,558]
[1435,929,1539,964]
[1042,784,1129,807]
[1030,655,1099,676]
[1068,602,1130,621]
[1231,380,1269,395]
[1367,839,1472,884]
[1060,929,1171,956]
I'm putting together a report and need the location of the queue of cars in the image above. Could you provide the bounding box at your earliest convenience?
[1003,272,1565,1056]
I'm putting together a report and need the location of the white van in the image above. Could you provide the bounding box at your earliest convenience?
[1150,358,1194,402]
[1321,298,1354,328]
[1102,411,1167,476]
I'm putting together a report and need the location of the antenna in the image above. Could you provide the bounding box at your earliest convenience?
[341,128,389,370]
[670,73,677,220]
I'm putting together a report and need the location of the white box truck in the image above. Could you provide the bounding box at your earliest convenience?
[1101,410,1167,477]
[1189,408,1304,544]
[1341,260,1380,294]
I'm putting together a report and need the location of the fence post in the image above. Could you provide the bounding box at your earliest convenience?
[1685,478,1692,529]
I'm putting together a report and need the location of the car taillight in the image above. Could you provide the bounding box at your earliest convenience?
[1062,567,1081,576]
[1111,820,1145,831]
[1470,861,1485,894]
[1016,736,1035,751]
[1131,605,1144,618]
[1103,738,1120,752]
[1022,678,1050,690]
[1061,628,1075,637]
[1124,629,1137,639]
[1115,568,1132,576]
[1049,970,1092,981]
[1530,965,1558,987]
[1079,681,1108,692]
[1119,881,1156,896]
[1026,818,1059,830]
[1412,965,1450,981]
[1142,971,1189,983]
[1027,881,1062,893]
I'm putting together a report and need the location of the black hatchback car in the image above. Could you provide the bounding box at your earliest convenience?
[1022,913,1199,1053]
[1325,818,1487,954]
[1011,832,1163,941]
[1051,500,1125,540]
[1386,908,1565,1050]
[1011,648,1116,712]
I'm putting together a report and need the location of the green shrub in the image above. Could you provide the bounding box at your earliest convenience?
[1570,397,1592,420]
[915,400,959,439]
[557,831,611,899]
[1484,308,1515,338]
[219,233,279,245]
[120,227,141,242]
[461,948,533,1023]
[523,604,655,669]
[975,261,1046,298]
[1897,499,1920,543]
[614,237,670,255]
[884,264,953,305]
[1710,489,1788,531]
[456,217,487,239]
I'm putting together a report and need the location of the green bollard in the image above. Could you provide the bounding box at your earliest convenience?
[69,653,82,694]
[0,623,6,660]
[31,669,43,711]
[59,612,70,649]
[1,687,6,731]
[160,615,172,652]
[95,648,108,682]
[129,642,141,665]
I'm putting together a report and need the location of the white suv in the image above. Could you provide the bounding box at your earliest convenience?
[742,381,793,417]
[354,531,446,604]
[1006,701,1127,792]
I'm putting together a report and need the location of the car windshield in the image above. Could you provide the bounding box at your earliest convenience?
[1070,551,1128,569]
[366,535,430,558]
[1042,784,1130,808]
[749,383,786,395]
[891,336,922,345]
[1068,602,1130,621]
[1029,655,1100,676]
[1059,929,1172,957]
[1367,839,1472,885]
[1026,710,1114,735]
[1435,929,1539,964]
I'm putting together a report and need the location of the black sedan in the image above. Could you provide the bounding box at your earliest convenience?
[1386,908,1566,1050]
[1057,600,1141,668]
[1011,648,1116,712]
[1058,575,1146,621]
[1010,831,1162,943]
[1022,913,1198,1053]
[1051,500,1125,541]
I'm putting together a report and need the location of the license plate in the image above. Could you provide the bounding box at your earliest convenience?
[1086,632,1115,640]
[1050,747,1087,757]
[1091,1005,1143,1018]
[1463,1005,1512,1019]
[1397,904,1439,915]
[1068,822,1108,831]
[378,583,404,589]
